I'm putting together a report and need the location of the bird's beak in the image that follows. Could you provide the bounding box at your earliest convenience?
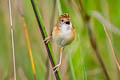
[65,21,70,25]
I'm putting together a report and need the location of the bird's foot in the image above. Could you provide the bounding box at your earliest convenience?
[53,63,61,72]
[43,36,51,44]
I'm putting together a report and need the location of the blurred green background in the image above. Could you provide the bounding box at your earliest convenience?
[0,0,120,80]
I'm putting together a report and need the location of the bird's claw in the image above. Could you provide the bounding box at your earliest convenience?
[43,36,51,44]
[53,64,61,72]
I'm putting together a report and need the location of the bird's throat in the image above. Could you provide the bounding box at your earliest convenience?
[59,24,72,33]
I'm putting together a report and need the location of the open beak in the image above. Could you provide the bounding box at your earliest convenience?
[65,21,70,25]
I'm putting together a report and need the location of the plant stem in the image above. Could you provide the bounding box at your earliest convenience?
[23,17,36,80]
[46,0,56,79]
[67,49,76,80]
[90,11,120,72]
[30,0,61,80]
[50,0,56,34]
[82,58,87,80]
[17,0,36,79]
[56,0,77,79]
[8,0,16,80]
[103,24,120,71]
[57,0,62,15]
[78,0,110,80]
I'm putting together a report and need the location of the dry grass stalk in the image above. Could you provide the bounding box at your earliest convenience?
[8,0,16,80]
[78,0,110,79]
[91,11,120,36]
[91,11,120,71]
[103,24,120,71]
[22,17,36,79]
[17,0,36,79]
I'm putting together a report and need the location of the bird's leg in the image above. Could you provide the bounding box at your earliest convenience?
[53,47,64,72]
[43,36,52,43]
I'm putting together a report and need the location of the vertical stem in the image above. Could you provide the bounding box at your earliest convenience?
[45,58,50,80]
[103,24,120,71]
[22,17,36,80]
[8,0,16,80]
[17,0,36,79]
[78,0,110,79]
[56,0,76,79]
[30,0,61,79]
[56,0,62,15]
[50,0,56,34]
[67,50,76,80]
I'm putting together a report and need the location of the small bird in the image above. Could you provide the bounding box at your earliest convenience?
[44,13,75,72]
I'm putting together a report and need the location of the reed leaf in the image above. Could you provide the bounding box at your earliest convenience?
[103,24,120,71]
[30,0,61,79]
[17,0,37,79]
[90,11,120,71]
[91,11,120,36]
[23,17,36,79]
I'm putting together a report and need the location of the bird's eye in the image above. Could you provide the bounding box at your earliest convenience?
[65,21,70,25]
[61,19,64,22]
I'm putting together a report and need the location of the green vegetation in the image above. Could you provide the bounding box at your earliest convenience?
[0,0,120,80]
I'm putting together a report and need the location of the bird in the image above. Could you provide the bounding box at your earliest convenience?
[44,13,75,72]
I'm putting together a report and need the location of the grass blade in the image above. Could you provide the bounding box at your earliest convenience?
[57,0,76,79]
[67,50,76,80]
[17,1,36,79]
[46,0,57,79]
[90,11,120,71]
[30,0,61,80]
[82,59,87,80]
[103,24,120,71]
[23,17,36,79]
[50,0,56,34]
[77,0,110,79]
[91,11,120,36]
[8,0,16,80]
[57,0,62,15]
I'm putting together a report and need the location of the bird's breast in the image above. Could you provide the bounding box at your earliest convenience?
[52,27,75,47]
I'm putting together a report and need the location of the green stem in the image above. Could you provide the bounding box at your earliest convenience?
[57,0,76,79]
[67,50,76,80]
[30,0,61,80]
[82,58,87,80]
[57,0,62,15]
